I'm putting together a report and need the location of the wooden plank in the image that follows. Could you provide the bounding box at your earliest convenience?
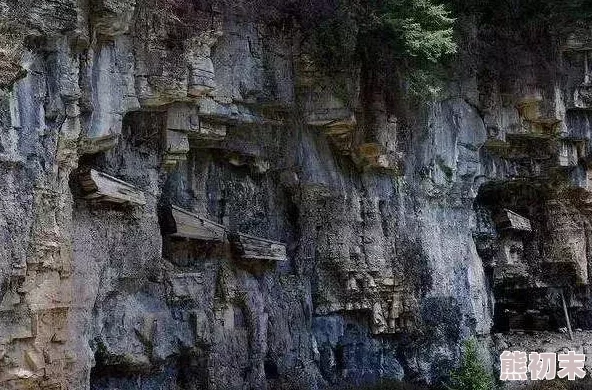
[563,35,592,52]
[561,289,574,340]
[79,134,119,154]
[494,209,532,232]
[170,206,226,241]
[79,169,146,206]
[229,231,287,262]
[307,108,353,127]
[197,121,226,140]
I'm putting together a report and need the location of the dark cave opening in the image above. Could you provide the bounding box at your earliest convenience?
[492,288,562,332]
[90,345,210,390]
[264,358,279,380]
[473,181,592,332]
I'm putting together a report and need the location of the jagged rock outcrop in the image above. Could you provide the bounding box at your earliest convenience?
[2,0,592,389]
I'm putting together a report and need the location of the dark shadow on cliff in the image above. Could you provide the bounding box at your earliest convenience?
[332,379,432,389]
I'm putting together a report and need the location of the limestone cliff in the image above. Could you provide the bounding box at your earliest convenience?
[0,0,591,389]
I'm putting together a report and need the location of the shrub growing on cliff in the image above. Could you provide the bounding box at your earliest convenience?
[359,0,456,63]
[446,338,495,390]
[308,0,457,98]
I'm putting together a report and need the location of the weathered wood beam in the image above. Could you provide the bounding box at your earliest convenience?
[494,209,532,232]
[78,169,146,206]
[161,205,226,242]
[79,134,119,155]
[561,289,574,340]
[228,231,287,262]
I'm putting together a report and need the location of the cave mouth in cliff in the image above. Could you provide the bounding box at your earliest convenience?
[492,286,592,333]
[90,344,210,389]
[122,110,167,151]
[473,181,592,333]
[492,287,562,332]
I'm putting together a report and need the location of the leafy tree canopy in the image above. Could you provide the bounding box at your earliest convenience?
[361,0,457,63]
[447,338,495,390]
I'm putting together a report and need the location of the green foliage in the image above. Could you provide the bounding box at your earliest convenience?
[364,0,456,100]
[446,338,495,390]
[305,0,457,102]
[363,0,457,63]
[308,5,358,71]
[307,0,457,66]
[406,66,446,100]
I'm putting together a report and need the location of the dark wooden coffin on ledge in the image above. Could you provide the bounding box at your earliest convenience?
[161,205,226,242]
[79,134,119,155]
[494,209,532,232]
[79,169,146,206]
[228,231,287,262]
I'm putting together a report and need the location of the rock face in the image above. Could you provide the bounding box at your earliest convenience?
[1,0,592,389]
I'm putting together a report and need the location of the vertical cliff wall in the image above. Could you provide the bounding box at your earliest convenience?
[1,0,592,389]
